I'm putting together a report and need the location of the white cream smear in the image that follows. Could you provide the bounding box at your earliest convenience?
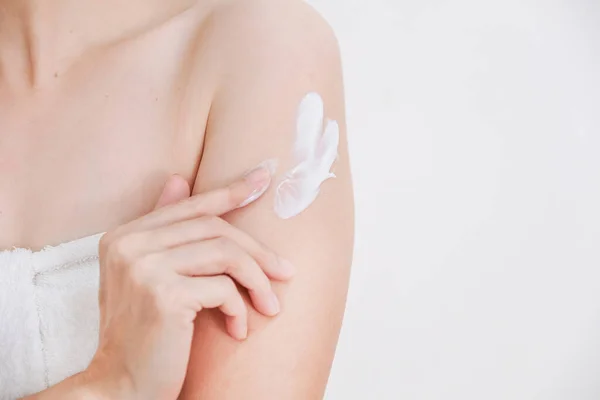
[274,92,340,219]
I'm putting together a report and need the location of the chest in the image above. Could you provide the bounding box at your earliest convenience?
[0,44,211,249]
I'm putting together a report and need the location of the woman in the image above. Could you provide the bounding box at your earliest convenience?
[0,0,353,398]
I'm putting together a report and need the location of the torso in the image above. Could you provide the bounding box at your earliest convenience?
[0,3,218,251]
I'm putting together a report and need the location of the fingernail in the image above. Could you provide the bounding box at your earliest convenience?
[277,256,296,276]
[238,159,278,208]
[269,292,281,315]
[245,159,277,185]
[240,324,248,340]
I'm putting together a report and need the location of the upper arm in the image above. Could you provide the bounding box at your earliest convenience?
[179,2,354,399]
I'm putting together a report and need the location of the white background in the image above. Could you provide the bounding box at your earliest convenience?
[307,1,600,399]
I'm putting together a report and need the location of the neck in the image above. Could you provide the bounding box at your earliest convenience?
[0,0,193,89]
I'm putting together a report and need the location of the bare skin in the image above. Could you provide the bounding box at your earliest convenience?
[0,0,354,398]
[0,0,214,248]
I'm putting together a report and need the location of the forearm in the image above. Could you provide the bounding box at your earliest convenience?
[20,372,101,400]
[21,361,130,400]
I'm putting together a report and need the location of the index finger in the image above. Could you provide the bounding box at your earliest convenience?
[126,159,277,233]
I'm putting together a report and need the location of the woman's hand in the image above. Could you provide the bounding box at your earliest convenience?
[84,162,294,400]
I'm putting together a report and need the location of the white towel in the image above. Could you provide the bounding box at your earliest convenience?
[0,232,105,399]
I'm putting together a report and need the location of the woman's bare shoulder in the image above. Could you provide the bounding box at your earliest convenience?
[208,0,337,40]
[194,0,341,88]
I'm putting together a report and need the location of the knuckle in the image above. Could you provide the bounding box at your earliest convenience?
[220,275,238,293]
[179,195,206,217]
[213,216,229,231]
[222,250,245,276]
[99,227,126,254]
[202,215,226,233]
[151,282,176,313]
[223,257,242,276]
[112,238,129,258]
[108,235,137,264]
[192,196,209,215]
[128,254,153,284]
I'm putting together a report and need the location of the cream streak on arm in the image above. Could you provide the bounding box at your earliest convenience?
[274,92,340,219]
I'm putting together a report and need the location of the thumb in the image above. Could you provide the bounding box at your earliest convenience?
[154,174,191,210]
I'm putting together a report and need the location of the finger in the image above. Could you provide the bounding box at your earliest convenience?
[126,159,276,233]
[180,275,248,340]
[154,174,192,210]
[146,238,280,317]
[126,216,295,280]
